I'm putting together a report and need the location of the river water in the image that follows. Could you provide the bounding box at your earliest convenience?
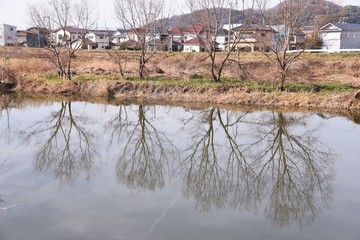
[0,95,360,240]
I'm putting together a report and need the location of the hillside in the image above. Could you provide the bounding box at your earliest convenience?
[338,5,360,23]
[160,0,359,29]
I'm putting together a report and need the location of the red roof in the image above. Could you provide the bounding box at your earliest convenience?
[170,26,186,35]
[127,28,146,34]
[185,23,203,34]
[182,38,205,46]
[64,26,86,34]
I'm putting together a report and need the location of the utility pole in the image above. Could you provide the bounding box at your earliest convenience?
[228,1,233,52]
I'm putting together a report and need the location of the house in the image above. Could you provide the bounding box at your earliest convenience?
[146,28,170,51]
[320,23,360,51]
[112,29,127,48]
[231,23,275,52]
[301,25,322,49]
[15,27,48,47]
[0,23,17,46]
[182,38,206,52]
[215,29,230,51]
[26,27,49,47]
[272,25,306,51]
[169,26,187,51]
[52,26,86,45]
[16,30,28,46]
[85,30,114,49]
[169,24,207,52]
[182,23,206,43]
[126,28,146,42]
[70,38,96,50]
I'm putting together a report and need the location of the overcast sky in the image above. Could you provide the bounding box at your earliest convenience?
[0,0,359,30]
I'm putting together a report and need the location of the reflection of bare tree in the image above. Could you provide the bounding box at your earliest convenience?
[0,94,16,144]
[0,158,6,204]
[181,109,334,227]
[181,108,259,212]
[20,101,99,184]
[248,112,334,228]
[108,105,177,191]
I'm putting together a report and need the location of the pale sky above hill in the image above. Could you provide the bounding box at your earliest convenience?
[0,0,359,30]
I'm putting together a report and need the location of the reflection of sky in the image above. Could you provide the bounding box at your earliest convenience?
[1,100,360,239]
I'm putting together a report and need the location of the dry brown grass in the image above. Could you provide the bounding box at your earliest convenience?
[8,58,53,73]
[2,47,360,87]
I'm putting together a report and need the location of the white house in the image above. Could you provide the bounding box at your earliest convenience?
[52,26,86,45]
[0,23,17,46]
[215,29,229,51]
[126,28,146,42]
[112,29,127,46]
[85,30,114,49]
[320,23,360,51]
[182,38,206,52]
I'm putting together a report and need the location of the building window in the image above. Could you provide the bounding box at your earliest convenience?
[261,33,266,37]
[58,34,63,39]
[100,36,104,39]
[10,27,14,31]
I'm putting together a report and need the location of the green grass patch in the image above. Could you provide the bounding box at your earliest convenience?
[318,82,357,92]
[283,82,357,93]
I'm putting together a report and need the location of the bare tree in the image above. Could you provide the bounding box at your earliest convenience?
[29,0,97,80]
[258,0,330,91]
[107,50,129,80]
[114,0,165,78]
[185,0,259,82]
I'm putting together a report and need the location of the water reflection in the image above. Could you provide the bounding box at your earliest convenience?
[0,95,338,229]
[0,94,15,144]
[107,105,177,191]
[180,108,255,212]
[19,101,100,184]
[180,108,335,228]
[248,112,334,228]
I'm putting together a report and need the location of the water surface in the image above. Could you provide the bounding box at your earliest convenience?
[0,95,360,240]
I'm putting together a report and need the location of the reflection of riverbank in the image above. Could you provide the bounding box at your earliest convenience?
[2,92,360,124]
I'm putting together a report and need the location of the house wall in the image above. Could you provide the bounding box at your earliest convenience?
[0,24,17,46]
[172,34,184,43]
[216,35,228,51]
[127,33,139,42]
[112,31,127,44]
[340,31,360,49]
[86,32,111,49]
[233,30,273,52]
[321,31,341,50]
[183,45,201,52]
[54,30,70,45]
[54,30,82,45]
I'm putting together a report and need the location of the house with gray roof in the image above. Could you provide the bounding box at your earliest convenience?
[320,23,360,51]
[231,23,275,52]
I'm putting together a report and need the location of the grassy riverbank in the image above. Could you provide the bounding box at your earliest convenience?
[1,48,360,109]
